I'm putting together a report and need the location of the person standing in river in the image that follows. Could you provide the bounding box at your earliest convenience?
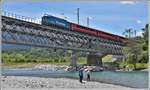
[79,68,83,83]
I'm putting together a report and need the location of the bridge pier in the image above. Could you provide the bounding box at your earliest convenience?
[70,51,77,67]
[87,54,103,66]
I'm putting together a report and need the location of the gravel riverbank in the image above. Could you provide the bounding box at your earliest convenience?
[1,76,148,90]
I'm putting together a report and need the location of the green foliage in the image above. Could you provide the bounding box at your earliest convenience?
[140,24,149,63]
[119,60,128,68]
[122,28,136,38]
[102,55,112,62]
[2,53,10,63]
[142,24,148,41]
[54,59,59,63]
[15,53,25,62]
[123,41,142,63]
[139,51,148,63]
[77,57,86,64]
[119,61,147,70]
[122,24,149,70]
[60,59,66,62]
[2,48,70,64]
[136,63,148,69]
[142,43,148,51]
[123,41,144,69]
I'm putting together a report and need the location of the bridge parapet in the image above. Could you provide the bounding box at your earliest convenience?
[2,11,41,24]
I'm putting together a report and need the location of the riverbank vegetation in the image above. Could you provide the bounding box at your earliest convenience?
[121,24,149,70]
[2,48,87,68]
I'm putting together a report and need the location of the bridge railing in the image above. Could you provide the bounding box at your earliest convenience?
[2,11,41,24]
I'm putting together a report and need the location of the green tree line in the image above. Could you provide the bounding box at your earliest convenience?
[122,24,148,70]
[2,48,68,63]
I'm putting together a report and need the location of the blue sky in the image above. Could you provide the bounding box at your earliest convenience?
[2,1,148,36]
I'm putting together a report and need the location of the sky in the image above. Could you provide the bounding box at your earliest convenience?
[2,0,148,36]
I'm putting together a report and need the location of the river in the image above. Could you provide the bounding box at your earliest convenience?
[1,68,148,88]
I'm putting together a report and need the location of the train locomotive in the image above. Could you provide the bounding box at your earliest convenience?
[42,15,70,29]
[41,15,128,45]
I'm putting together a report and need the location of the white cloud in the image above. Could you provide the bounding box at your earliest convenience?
[120,1,136,4]
[136,20,142,24]
[46,13,67,20]
[136,31,143,36]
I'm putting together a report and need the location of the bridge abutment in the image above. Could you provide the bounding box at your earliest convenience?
[87,54,103,66]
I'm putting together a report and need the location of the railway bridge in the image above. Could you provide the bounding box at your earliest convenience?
[1,12,126,67]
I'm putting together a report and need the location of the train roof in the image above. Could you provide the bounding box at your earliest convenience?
[42,14,68,21]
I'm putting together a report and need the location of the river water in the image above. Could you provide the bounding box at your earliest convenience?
[1,68,148,88]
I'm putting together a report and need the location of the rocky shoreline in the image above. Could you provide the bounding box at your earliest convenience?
[33,64,148,72]
[33,64,104,72]
[1,76,146,90]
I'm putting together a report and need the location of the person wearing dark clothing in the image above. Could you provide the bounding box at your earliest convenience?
[79,69,83,83]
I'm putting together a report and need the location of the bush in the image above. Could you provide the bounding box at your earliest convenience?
[32,59,37,63]
[15,53,25,62]
[126,64,134,69]
[142,44,148,51]
[136,63,148,69]
[54,59,59,63]
[60,59,66,62]
[25,59,32,62]
[10,58,16,62]
[46,59,53,63]
[2,53,10,63]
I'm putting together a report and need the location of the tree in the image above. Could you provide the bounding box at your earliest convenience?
[9,53,16,62]
[122,28,135,38]
[2,53,10,63]
[139,51,148,63]
[15,53,25,62]
[140,24,149,63]
[123,24,149,69]
[142,24,148,41]
[123,40,143,70]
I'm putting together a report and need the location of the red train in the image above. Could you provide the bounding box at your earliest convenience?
[41,15,128,44]
[71,23,128,44]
